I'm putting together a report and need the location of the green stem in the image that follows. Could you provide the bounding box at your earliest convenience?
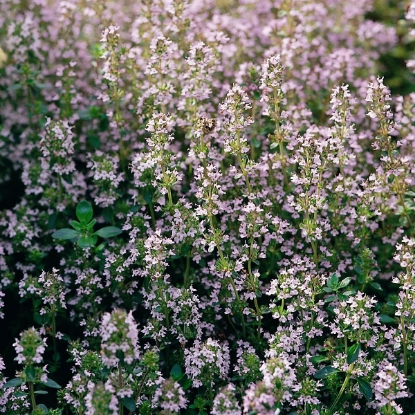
[306,293,315,353]
[227,314,238,335]
[148,202,156,228]
[400,314,408,376]
[58,176,63,204]
[329,364,354,413]
[131,369,150,415]
[51,310,57,359]
[398,193,413,229]
[228,277,247,339]
[311,240,319,267]
[248,240,261,340]
[279,298,285,316]
[237,150,252,194]
[118,365,124,415]
[253,297,262,341]
[29,381,37,411]
[184,254,191,288]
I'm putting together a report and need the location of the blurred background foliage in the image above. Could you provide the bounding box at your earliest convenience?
[371,0,415,94]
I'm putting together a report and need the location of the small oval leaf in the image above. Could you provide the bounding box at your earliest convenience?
[4,378,24,388]
[380,314,395,324]
[314,366,339,379]
[170,363,183,381]
[327,273,339,289]
[52,228,80,240]
[25,365,36,382]
[76,200,93,223]
[310,355,328,365]
[338,277,352,289]
[42,378,62,389]
[94,226,122,238]
[347,343,361,364]
[69,220,83,231]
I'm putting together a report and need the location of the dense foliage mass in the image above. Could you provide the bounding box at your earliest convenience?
[1,0,415,414]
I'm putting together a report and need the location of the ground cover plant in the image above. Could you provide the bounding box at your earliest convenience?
[1,0,415,414]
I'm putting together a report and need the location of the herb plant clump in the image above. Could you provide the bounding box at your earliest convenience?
[1,0,415,414]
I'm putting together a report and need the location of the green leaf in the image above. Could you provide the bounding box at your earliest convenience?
[343,290,355,297]
[251,138,261,148]
[380,314,395,324]
[94,226,122,238]
[69,220,83,231]
[37,403,49,414]
[120,397,136,412]
[357,273,366,285]
[338,277,351,289]
[77,235,97,249]
[34,390,48,395]
[327,273,339,289]
[270,142,279,149]
[4,378,24,388]
[76,200,93,223]
[170,363,183,381]
[52,228,80,240]
[143,188,153,204]
[347,343,361,364]
[310,355,328,364]
[314,366,339,379]
[324,295,337,303]
[180,377,192,391]
[357,378,373,401]
[42,378,61,389]
[25,365,36,382]
[369,281,383,291]
[85,219,97,231]
[13,391,28,397]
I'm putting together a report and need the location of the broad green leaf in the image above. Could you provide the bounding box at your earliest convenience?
[94,226,122,238]
[4,378,24,388]
[42,378,62,389]
[52,228,80,240]
[120,397,136,412]
[76,200,93,223]
[347,343,361,364]
[357,378,373,401]
[170,363,183,381]
[314,366,339,379]
[380,314,395,324]
[180,377,192,391]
